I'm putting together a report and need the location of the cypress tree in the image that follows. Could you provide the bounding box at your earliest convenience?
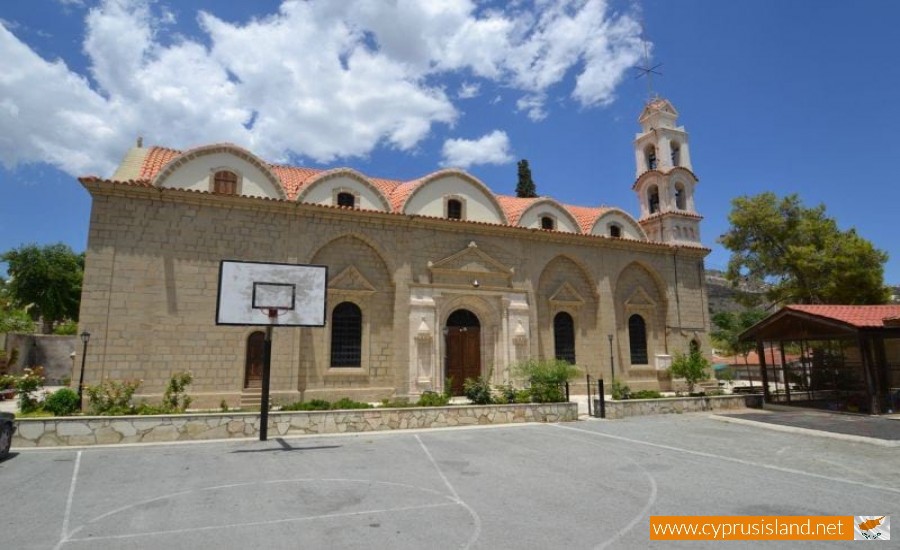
[516,159,537,198]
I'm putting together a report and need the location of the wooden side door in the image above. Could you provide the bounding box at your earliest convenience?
[245,331,265,388]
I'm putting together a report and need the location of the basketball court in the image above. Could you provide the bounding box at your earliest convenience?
[3,413,897,549]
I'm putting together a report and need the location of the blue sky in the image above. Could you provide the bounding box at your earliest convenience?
[1,0,898,284]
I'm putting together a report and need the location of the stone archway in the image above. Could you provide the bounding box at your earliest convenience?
[444,309,481,396]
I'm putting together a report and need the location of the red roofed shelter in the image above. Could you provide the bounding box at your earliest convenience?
[740,305,900,415]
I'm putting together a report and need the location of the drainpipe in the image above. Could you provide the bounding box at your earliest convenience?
[672,247,683,341]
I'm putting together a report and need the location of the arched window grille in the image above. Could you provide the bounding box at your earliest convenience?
[554,312,576,365]
[336,192,355,207]
[447,199,463,220]
[331,302,362,367]
[628,314,648,365]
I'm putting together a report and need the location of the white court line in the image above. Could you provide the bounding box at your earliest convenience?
[60,477,476,547]
[541,426,659,550]
[65,502,455,543]
[551,423,900,495]
[55,450,82,550]
[415,434,483,549]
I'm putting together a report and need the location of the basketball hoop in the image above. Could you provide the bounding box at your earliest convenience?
[215,260,327,442]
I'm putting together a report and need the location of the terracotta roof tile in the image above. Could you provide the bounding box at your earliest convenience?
[495,195,538,225]
[564,205,610,234]
[269,165,324,200]
[139,147,180,180]
[123,144,702,245]
[388,179,426,212]
[786,305,900,328]
[369,177,403,197]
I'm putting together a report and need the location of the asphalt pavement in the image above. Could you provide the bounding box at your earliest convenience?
[2,413,896,549]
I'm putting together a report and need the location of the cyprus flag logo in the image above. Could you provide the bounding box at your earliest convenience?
[855,516,889,540]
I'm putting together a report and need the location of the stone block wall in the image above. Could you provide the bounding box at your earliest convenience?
[12,402,577,448]
[80,183,710,406]
[595,394,762,419]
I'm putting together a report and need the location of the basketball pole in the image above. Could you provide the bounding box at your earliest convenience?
[259,310,276,441]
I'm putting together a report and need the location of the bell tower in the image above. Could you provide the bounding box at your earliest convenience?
[632,98,701,245]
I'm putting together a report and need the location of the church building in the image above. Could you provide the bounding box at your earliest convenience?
[77,97,711,408]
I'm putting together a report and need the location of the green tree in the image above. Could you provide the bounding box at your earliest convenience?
[718,193,889,305]
[516,159,537,198]
[668,348,711,394]
[711,309,767,385]
[1,243,84,333]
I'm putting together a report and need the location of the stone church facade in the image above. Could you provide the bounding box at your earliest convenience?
[78,98,711,408]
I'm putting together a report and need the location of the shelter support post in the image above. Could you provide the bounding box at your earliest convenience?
[757,340,770,404]
[779,341,790,404]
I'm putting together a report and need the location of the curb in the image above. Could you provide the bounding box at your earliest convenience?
[710,414,900,448]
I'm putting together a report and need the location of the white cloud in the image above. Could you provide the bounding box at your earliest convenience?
[440,130,513,168]
[458,82,480,99]
[0,0,643,178]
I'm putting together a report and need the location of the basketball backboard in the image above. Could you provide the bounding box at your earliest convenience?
[216,260,327,326]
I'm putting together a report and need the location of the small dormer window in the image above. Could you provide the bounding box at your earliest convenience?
[541,216,555,230]
[336,192,355,208]
[609,224,622,238]
[648,185,660,214]
[645,146,657,171]
[213,170,238,194]
[671,141,681,167]
[447,198,463,220]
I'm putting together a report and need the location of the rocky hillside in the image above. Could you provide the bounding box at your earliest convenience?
[705,269,768,314]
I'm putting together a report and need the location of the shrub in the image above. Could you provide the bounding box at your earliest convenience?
[515,359,578,403]
[611,380,631,400]
[85,379,142,415]
[416,391,450,407]
[382,397,415,408]
[494,384,515,404]
[16,367,45,414]
[462,374,493,405]
[53,320,78,335]
[43,387,80,416]
[668,348,711,394]
[161,371,193,413]
[630,389,663,400]
[330,397,373,410]
[0,374,16,391]
[281,399,331,411]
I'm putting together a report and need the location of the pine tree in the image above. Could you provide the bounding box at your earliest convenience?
[516,159,537,198]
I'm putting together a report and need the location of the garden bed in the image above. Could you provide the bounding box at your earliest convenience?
[12,402,577,447]
[594,394,763,419]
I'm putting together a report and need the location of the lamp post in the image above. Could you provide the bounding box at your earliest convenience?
[78,331,90,409]
[607,334,615,384]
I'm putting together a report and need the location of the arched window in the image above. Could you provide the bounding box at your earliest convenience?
[674,182,686,210]
[213,170,238,194]
[541,216,555,230]
[648,185,660,214]
[628,314,648,365]
[645,145,657,171]
[446,198,463,220]
[336,192,355,208]
[609,224,622,238]
[331,302,362,367]
[553,312,576,365]
[671,141,681,166]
